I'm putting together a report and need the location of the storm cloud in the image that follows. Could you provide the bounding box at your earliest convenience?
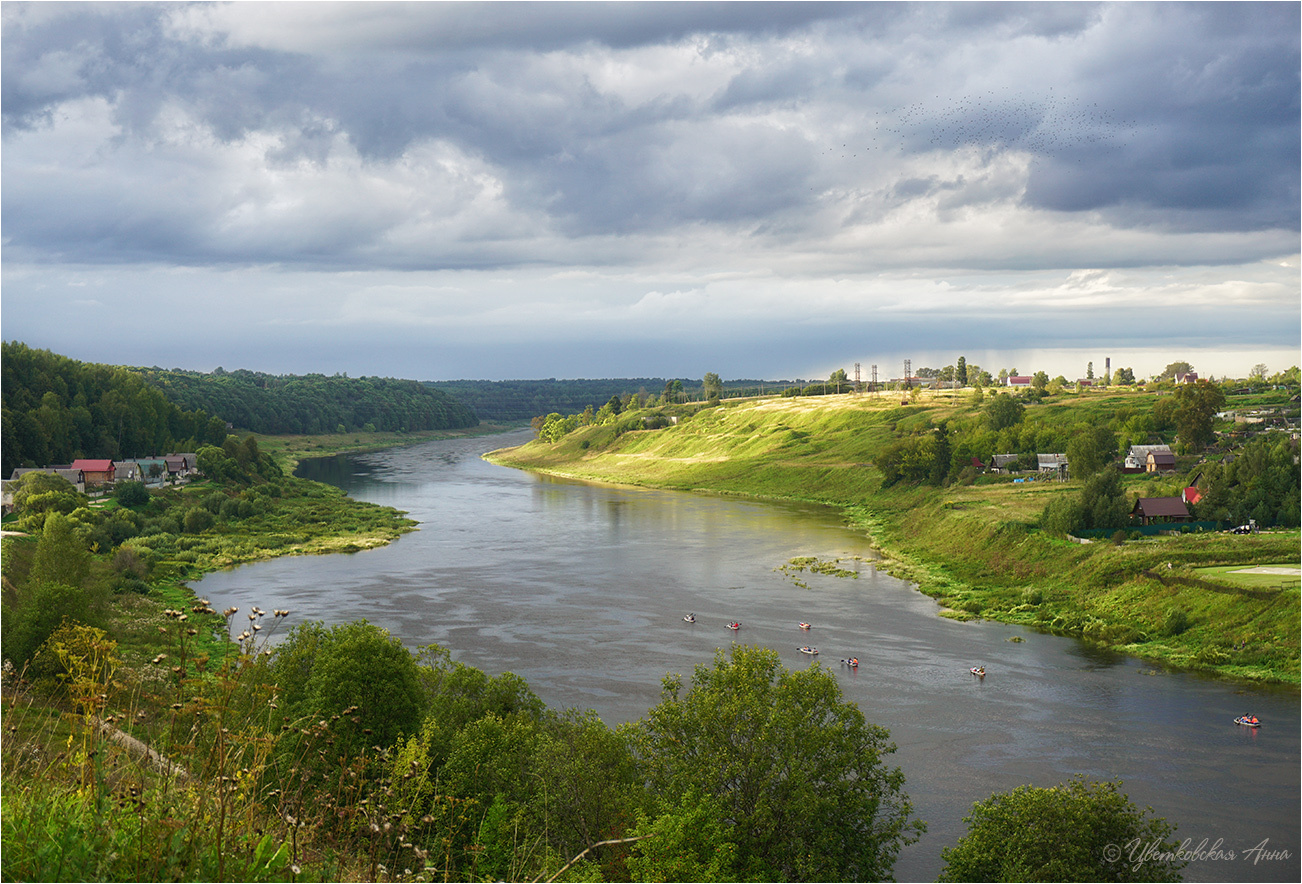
[2,2,1297,381]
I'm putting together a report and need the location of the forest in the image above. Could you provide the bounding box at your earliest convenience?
[0,343,481,476]
[1,343,229,476]
[135,367,478,436]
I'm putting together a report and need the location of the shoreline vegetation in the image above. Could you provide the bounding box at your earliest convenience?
[485,388,1300,687]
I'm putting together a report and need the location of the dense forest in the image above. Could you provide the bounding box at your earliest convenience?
[1,342,229,476]
[136,367,478,436]
[425,378,800,422]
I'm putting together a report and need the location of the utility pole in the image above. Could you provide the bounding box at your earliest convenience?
[854,362,862,394]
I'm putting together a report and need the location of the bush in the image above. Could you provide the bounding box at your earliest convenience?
[939,776,1185,882]
[182,507,215,534]
[1162,608,1191,637]
[273,620,424,756]
[113,481,150,507]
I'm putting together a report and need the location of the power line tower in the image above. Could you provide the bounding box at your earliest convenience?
[903,359,911,390]
[871,364,878,396]
[854,362,862,394]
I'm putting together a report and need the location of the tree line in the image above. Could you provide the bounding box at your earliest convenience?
[427,377,810,422]
[137,366,478,436]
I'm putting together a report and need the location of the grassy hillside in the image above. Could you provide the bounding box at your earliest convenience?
[489,389,1301,685]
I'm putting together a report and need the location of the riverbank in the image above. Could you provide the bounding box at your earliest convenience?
[486,392,1300,685]
[259,421,520,474]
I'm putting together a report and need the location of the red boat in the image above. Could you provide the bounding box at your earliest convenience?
[727,622,741,630]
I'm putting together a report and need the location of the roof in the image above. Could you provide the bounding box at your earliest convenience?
[1007,375,1032,385]
[1147,451,1177,466]
[1132,497,1191,518]
[1037,453,1068,467]
[1128,444,1173,458]
[69,459,114,472]
[1182,487,1203,505]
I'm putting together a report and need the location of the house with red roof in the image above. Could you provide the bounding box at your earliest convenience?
[69,459,115,488]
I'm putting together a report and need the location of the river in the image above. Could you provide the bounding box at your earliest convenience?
[193,429,1300,882]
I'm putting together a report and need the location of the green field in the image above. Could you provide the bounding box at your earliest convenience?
[1194,563,1301,591]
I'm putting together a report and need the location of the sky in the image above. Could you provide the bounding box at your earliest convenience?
[2,1,1299,383]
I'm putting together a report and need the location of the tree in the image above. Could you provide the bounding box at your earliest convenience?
[1115,367,1136,385]
[829,368,849,393]
[1066,423,1117,482]
[1087,361,1095,380]
[1249,363,1268,381]
[9,471,86,520]
[939,776,1185,882]
[1158,361,1194,382]
[956,356,968,386]
[1032,371,1050,395]
[703,372,723,402]
[985,393,1025,431]
[273,620,424,756]
[629,645,923,882]
[114,480,150,508]
[1171,381,1225,451]
[1041,468,1130,536]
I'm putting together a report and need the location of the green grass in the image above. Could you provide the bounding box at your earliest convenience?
[1193,563,1301,590]
[489,389,1301,685]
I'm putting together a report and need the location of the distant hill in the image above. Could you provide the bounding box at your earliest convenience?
[425,378,802,422]
[136,368,478,436]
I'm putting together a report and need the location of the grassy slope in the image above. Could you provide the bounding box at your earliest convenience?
[488,391,1301,685]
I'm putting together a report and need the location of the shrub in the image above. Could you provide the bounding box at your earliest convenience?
[183,507,215,534]
[1163,608,1191,637]
[113,481,150,507]
[940,777,1184,882]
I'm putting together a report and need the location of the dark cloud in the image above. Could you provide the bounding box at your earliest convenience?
[1,2,1296,383]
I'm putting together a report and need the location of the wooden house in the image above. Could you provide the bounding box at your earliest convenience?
[1131,497,1191,525]
[1146,450,1177,473]
[69,459,115,488]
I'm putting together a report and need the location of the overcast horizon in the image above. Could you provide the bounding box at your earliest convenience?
[3,2,1299,384]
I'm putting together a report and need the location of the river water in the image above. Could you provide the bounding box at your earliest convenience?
[194,429,1299,882]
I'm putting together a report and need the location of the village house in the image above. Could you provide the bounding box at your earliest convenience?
[1175,371,1199,384]
[1146,450,1177,473]
[991,454,1021,472]
[1131,496,1192,525]
[1037,453,1069,479]
[1005,375,1033,388]
[69,458,115,488]
[1124,444,1172,472]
